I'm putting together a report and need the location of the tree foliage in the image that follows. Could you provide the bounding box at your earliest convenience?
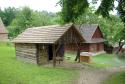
[96,0,125,22]
[7,7,33,38]
[59,0,89,23]
[0,7,17,26]
[117,0,125,23]
[96,0,115,17]
[3,7,60,38]
[75,9,124,46]
[96,0,125,52]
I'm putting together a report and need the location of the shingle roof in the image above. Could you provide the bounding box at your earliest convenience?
[13,24,83,43]
[0,17,8,34]
[76,24,104,43]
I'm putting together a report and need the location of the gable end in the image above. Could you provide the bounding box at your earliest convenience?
[92,26,103,39]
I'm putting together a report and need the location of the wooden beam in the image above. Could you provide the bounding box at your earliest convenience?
[78,43,81,63]
[36,44,39,65]
[53,44,56,67]
[56,44,61,54]
[74,38,80,61]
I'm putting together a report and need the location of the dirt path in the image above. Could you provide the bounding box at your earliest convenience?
[43,60,125,84]
[75,66,125,84]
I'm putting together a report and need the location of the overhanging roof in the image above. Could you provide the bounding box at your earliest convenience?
[13,24,84,44]
[76,24,104,43]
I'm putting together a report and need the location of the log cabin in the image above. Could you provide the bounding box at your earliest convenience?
[77,24,104,52]
[13,24,84,66]
[0,17,8,41]
[66,24,105,53]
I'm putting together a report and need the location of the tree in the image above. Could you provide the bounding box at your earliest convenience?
[31,11,59,26]
[7,7,33,38]
[96,0,125,53]
[1,7,17,26]
[59,0,89,23]
[75,9,124,47]
[96,0,115,17]
[58,0,89,61]
[7,7,59,38]
[114,27,125,53]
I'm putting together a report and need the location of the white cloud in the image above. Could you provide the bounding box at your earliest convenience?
[0,0,61,12]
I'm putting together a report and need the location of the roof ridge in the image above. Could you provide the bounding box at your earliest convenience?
[27,23,73,29]
[13,24,74,43]
[28,25,60,29]
[76,24,99,42]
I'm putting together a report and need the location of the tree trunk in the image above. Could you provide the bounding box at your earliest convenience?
[116,44,124,54]
[115,40,125,54]
[75,48,80,62]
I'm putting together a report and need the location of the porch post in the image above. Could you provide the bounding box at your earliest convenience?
[75,43,81,62]
[78,43,81,63]
[36,44,39,65]
[53,44,56,67]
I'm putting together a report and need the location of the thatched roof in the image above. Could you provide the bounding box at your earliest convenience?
[13,24,84,44]
[76,24,104,43]
[0,17,8,34]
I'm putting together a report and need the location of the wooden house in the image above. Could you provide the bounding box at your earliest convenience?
[13,24,84,66]
[66,24,104,52]
[0,17,8,41]
[77,24,104,52]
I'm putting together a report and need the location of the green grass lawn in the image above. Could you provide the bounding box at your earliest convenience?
[104,71,125,84]
[0,45,78,84]
[65,52,125,84]
[64,51,77,62]
[65,51,125,68]
[91,54,125,68]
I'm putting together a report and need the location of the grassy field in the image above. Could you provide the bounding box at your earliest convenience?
[65,51,125,68]
[91,54,125,68]
[65,52,125,84]
[104,71,125,84]
[0,45,78,84]
[1,44,125,84]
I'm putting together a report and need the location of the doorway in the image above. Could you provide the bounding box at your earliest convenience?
[48,45,53,60]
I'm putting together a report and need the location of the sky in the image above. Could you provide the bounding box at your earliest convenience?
[0,0,61,12]
[0,0,117,14]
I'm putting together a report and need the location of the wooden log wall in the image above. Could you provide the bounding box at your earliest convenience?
[98,43,104,51]
[15,43,37,64]
[89,43,97,52]
[37,44,48,65]
[80,43,90,52]
[56,26,83,45]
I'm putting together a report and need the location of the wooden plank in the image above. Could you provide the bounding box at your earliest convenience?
[16,52,36,57]
[16,56,37,64]
[16,55,36,60]
[16,51,36,56]
[16,48,36,52]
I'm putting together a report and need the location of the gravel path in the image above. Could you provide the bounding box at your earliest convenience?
[75,66,125,84]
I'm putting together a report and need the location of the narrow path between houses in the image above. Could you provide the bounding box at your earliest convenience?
[75,66,125,84]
